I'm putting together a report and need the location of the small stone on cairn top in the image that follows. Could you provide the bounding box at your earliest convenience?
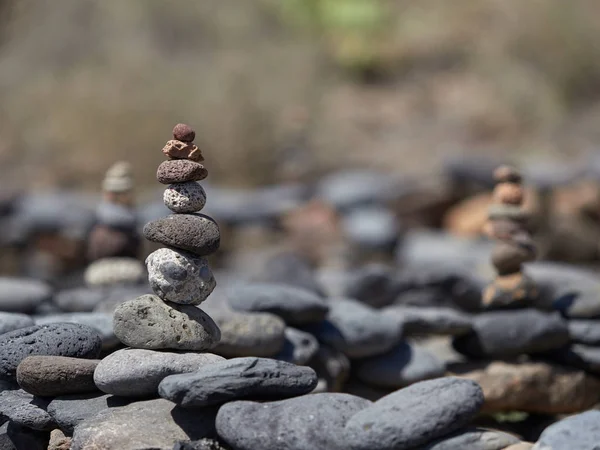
[482,165,537,309]
[112,124,221,351]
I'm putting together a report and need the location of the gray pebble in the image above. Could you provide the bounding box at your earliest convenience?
[0,389,55,431]
[532,410,600,450]
[383,305,473,336]
[421,427,521,450]
[163,182,207,213]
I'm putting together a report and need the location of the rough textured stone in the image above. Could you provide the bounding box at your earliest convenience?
[164,182,207,213]
[84,257,146,287]
[48,429,71,450]
[159,357,318,407]
[303,298,402,359]
[162,139,204,162]
[420,428,521,450]
[34,312,118,350]
[453,309,570,358]
[172,123,196,142]
[383,305,473,336]
[226,283,328,325]
[216,393,371,450]
[16,356,99,397]
[355,342,446,389]
[113,295,221,351]
[276,327,320,365]
[0,389,54,430]
[47,393,131,435]
[567,319,600,345]
[451,360,600,414]
[94,348,224,397]
[146,248,216,305]
[71,398,216,450]
[212,310,285,357]
[157,160,208,184]
[0,277,51,314]
[0,312,34,334]
[0,323,102,382]
[344,377,484,450]
[532,410,600,450]
[143,214,220,256]
[174,439,230,450]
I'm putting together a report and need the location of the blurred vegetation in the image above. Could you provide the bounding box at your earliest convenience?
[1,0,600,192]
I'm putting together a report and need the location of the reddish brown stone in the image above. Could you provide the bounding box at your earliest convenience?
[493,182,524,205]
[172,123,196,142]
[162,140,204,162]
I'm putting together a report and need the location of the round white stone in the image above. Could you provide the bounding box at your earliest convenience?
[84,257,146,287]
[163,181,206,213]
[146,247,216,305]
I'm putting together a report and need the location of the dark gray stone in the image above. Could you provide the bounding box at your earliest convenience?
[47,393,131,435]
[545,344,600,375]
[568,319,600,345]
[0,323,102,382]
[343,264,399,308]
[383,305,473,336]
[0,278,52,314]
[159,357,318,408]
[344,377,484,450]
[0,421,49,450]
[453,309,570,359]
[143,213,220,256]
[532,410,600,450]
[0,389,54,431]
[0,312,34,335]
[216,393,372,450]
[420,427,521,450]
[354,342,446,389]
[303,298,402,359]
[226,283,328,325]
[71,398,217,450]
[276,327,319,365]
[34,312,118,350]
[94,348,224,397]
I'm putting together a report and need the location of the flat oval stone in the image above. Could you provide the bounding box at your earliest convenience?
[112,295,221,351]
[212,310,285,357]
[453,309,570,358]
[383,305,473,336]
[34,312,118,351]
[0,389,55,431]
[94,348,224,397]
[344,377,484,450]
[0,323,102,382]
[226,283,328,325]
[0,277,52,314]
[216,393,371,450]
[354,342,446,389]
[146,247,216,305]
[84,257,146,287]
[71,398,216,450]
[303,298,402,359]
[163,182,207,213]
[143,214,220,256]
[422,428,520,450]
[156,159,208,184]
[275,327,320,365]
[16,356,99,397]
[532,410,600,450]
[0,312,34,334]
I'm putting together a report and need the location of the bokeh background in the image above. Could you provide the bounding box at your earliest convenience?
[3,0,600,191]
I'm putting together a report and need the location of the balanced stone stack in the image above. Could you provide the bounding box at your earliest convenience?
[84,161,145,287]
[111,123,221,352]
[482,165,538,309]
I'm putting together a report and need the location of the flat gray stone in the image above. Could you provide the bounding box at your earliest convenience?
[212,310,285,357]
[355,342,446,389]
[163,182,207,213]
[94,348,224,397]
[113,295,221,351]
[159,357,318,407]
[568,319,600,345]
[453,309,570,358]
[303,298,402,359]
[143,213,220,256]
[0,389,54,431]
[383,305,473,336]
[0,312,34,335]
[71,398,217,450]
[146,248,216,305]
[420,427,521,450]
[0,277,52,314]
[216,393,372,450]
[34,312,118,350]
[532,410,600,450]
[0,323,102,382]
[226,283,328,325]
[276,327,319,365]
[344,377,484,450]
[47,393,131,435]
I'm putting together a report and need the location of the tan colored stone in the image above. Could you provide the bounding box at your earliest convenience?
[162,140,204,162]
[48,428,71,450]
[451,360,600,414]
[503,443,534,450]
[494,182,524,205]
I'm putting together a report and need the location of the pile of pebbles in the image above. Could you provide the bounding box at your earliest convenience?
[2,155,600,449]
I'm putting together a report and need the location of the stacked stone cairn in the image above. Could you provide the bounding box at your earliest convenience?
[111,124,222,352]
[482,165,538,309]
[84,161,145,287]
